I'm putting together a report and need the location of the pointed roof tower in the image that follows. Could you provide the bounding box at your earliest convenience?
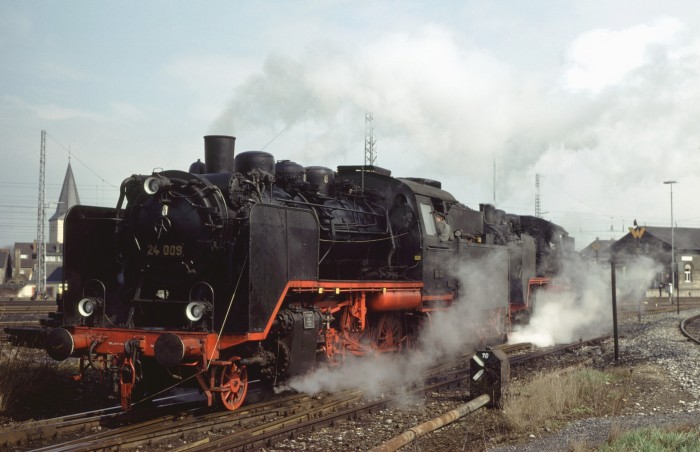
[49,163,80,222]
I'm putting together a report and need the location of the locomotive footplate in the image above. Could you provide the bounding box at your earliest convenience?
[46,326,254,361]
[46,326,254,410]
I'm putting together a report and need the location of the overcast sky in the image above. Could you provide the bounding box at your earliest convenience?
[2,1,700,250]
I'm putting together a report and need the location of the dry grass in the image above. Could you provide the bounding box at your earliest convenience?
[502,368,628,434]
[0,345,62,415]
[484,363,700,451]
[567,441,595,452]
[0,343,109,420]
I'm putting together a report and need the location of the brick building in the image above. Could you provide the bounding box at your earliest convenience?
[8,163,79,300]
[611,226,700,298]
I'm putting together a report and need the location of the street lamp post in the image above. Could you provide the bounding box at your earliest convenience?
[663,180,678,314]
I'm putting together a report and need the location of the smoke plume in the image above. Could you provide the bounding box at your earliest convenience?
[509,255,661,347]
[287,251,507,400]
[209,19,700,248]
[289,250,508,402]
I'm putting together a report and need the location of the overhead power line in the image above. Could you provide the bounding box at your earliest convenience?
[46,132,119,188]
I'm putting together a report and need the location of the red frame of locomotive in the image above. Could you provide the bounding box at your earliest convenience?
[65,280,476,410]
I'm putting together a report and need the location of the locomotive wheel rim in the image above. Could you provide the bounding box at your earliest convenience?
[219,364,248,411]
[374,313,402,352]
[402,334,418,353]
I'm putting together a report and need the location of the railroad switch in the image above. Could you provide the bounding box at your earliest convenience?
[469,348,509,408]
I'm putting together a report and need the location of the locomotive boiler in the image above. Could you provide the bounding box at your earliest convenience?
[39,135,570,411]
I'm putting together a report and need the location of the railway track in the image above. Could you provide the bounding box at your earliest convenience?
[680,314,700,344]
[0,405,136,449]
[2,390,328,450]
[618,298,700,319]
[508,335,608,366]
[0,300,55,324]
[0,299,57,313]
[39,393,360,452]
[1,337,606,451]
[0,294,624,451]
[1,359,467,451]
[0,347,471,449]
[0,299,55,342]
[182,337,608,451]
[0,299,55,321]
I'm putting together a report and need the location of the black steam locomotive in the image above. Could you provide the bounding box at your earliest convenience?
[39,135,572,410]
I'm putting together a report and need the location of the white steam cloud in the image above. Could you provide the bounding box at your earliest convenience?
[287,251,508,400]
[212,16,689,398]
[510,255,661,347]
[210,18,700,247]
[286,252,661,398]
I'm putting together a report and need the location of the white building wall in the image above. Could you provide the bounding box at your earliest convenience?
[49,218,64,244]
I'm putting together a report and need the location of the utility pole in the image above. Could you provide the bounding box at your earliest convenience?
[535,174,542,218]
[663,180,679,313]
[362,113,376,190]
[35,130,47,300]
[493,157,496,205]
[364,113,377,166]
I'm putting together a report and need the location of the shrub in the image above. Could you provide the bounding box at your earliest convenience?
[502,368,627,433]
[0,344,104,419]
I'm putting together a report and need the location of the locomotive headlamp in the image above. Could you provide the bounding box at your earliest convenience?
[185,301,211,322]
[78,297,103,318]
[143,174,171,195]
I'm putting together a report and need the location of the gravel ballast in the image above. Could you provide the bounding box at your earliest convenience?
[267,307,700,451]
[489,307,700,451]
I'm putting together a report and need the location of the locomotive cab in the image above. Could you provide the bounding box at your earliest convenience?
[399,179,510,339]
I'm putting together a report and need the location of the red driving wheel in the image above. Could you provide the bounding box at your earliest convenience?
[218,363,248,411]
[373,313,403,352]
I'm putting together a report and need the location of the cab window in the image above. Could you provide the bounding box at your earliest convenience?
[420,202,436,236]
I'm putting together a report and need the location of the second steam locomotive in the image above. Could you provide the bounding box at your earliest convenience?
[43,135,573,410]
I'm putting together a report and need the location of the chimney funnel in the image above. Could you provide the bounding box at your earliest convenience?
[204,135,236,173]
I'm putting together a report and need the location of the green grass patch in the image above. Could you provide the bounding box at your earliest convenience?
[600,424,700,451]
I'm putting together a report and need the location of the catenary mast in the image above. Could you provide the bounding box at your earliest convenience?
[364,113,377,166]
[535,174,542,218]
[362,113,377,190]
[35,130,47,299]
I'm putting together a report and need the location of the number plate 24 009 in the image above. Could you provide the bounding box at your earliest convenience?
[146,244,184,257]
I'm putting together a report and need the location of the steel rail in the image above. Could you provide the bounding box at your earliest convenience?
[0,406,123,449]
[24,389,358,451]
[680,314,700,344]
[508,334,610,366]
[179,372,471,451]
[2,337,608,450]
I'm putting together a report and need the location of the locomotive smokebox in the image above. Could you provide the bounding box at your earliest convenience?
[204,135,236,173]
